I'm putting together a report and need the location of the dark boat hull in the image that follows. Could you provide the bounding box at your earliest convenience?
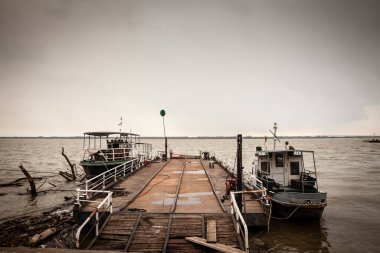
[271,199,326,220]
[80,159,132,178]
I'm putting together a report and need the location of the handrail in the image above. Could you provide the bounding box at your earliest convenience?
[75,189,113,248]
[231,191,249,253]
[83,143,152,162]
[83,158,138,198]
[213,153,268,202]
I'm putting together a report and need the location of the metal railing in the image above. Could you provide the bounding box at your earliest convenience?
[231,191,249,253]
[82,158,138,199]
[83,148,134,162]
[75,151,152,248]
[75,189,113,248]
[83,143,152,162]
[213,153,268,201]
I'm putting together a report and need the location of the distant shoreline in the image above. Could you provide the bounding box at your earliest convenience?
[0,136,374,139]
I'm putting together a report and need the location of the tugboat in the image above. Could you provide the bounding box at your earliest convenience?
[253,123,327,219]
[80,131,152,178]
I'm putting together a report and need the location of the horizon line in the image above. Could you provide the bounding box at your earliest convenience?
[0,135,376,139]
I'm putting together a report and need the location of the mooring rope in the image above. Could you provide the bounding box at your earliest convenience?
[269,201,303,220]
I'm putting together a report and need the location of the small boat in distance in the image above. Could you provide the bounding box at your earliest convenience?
[80,131,152,178]
[364,134,380,143]
[253,123,327,220]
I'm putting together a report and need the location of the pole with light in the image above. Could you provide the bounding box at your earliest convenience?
[160,109,168,161]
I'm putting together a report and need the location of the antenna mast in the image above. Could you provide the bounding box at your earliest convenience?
[118,117,123,132]
[269,122,280,150]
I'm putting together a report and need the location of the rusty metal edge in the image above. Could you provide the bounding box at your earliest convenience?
[123,213,143,252]
[162,213,173,253]
[171,159,186,213]
[200,159,227,213]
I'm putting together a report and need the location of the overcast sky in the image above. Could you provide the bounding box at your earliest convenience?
[0,0,379,137]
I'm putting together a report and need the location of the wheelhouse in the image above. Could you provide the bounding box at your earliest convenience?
[255,149,319,193]
[82,131,152,162]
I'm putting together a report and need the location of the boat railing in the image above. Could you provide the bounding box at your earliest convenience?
[213,153,268,201]
[84,143,152,163]
[230,191,249,253]
[75,189,113,249]
[83,158,138,198]
[83,148,134,162]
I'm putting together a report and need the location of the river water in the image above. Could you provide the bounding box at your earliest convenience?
[0,137,379,252]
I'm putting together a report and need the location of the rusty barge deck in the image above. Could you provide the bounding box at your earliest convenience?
[76,157,267,252]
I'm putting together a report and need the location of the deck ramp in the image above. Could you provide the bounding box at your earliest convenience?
[80,158,260,252]
[91,212,239,252]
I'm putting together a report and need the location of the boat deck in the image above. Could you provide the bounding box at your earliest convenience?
[79,158,265,251]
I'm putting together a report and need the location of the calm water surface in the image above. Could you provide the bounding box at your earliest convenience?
[0,138,379,252]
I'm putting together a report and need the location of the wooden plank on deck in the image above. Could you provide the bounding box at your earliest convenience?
[186,237,246,253]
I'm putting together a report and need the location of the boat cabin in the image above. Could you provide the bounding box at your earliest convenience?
[82,131,152,162]
[254,147,318,193]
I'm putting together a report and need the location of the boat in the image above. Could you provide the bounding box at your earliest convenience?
[80,131,152,178]
[253,123,327,220]
[364,134,380,143]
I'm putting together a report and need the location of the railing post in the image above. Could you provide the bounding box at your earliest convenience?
[109,194,113,214]
[114,168,117,181]
[103,174,105,189]
[77,189,81,206]
[96,212,99,236]
[123,163,126,176]
[85,182,88,198]
[237,135,243,212]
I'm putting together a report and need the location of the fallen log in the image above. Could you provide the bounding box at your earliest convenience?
[29,227,58,245]
[19,163,37,196]
[61,147,76,180]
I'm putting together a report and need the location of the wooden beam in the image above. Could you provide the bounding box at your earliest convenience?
[186,237,246,253]
[206,220,217,243]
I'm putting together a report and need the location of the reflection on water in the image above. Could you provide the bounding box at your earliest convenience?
[1,138,380,252]
[250,219,330,252]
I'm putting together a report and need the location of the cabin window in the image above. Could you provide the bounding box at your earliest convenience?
[290,162,300,175]
[275,153,284,167]
[261,162,270,174]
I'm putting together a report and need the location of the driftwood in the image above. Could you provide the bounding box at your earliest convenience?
[0,203,75,247]
[19,163,37,196]
[59,171,75,181]
[0,177,43,187]
[61,147,76,180]
[29,227,58,245]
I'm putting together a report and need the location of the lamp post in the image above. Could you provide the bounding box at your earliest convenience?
[160,110,168,161]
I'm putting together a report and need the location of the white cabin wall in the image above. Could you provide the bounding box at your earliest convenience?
[271,154,285,186]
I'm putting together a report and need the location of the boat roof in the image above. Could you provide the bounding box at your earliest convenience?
[257,149,314,154]
[84,131,140,137]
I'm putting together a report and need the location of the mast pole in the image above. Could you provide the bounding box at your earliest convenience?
[237,134,243,212]
[273,122,277,150]
[160,110,168,161]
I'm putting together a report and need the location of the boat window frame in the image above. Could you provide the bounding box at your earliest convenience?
[290,161,300,175]
[275,153,284,167]
[261,161,270,174]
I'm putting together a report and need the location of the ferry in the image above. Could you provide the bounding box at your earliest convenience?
[80,131,152,178]
[253,124,327,219]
